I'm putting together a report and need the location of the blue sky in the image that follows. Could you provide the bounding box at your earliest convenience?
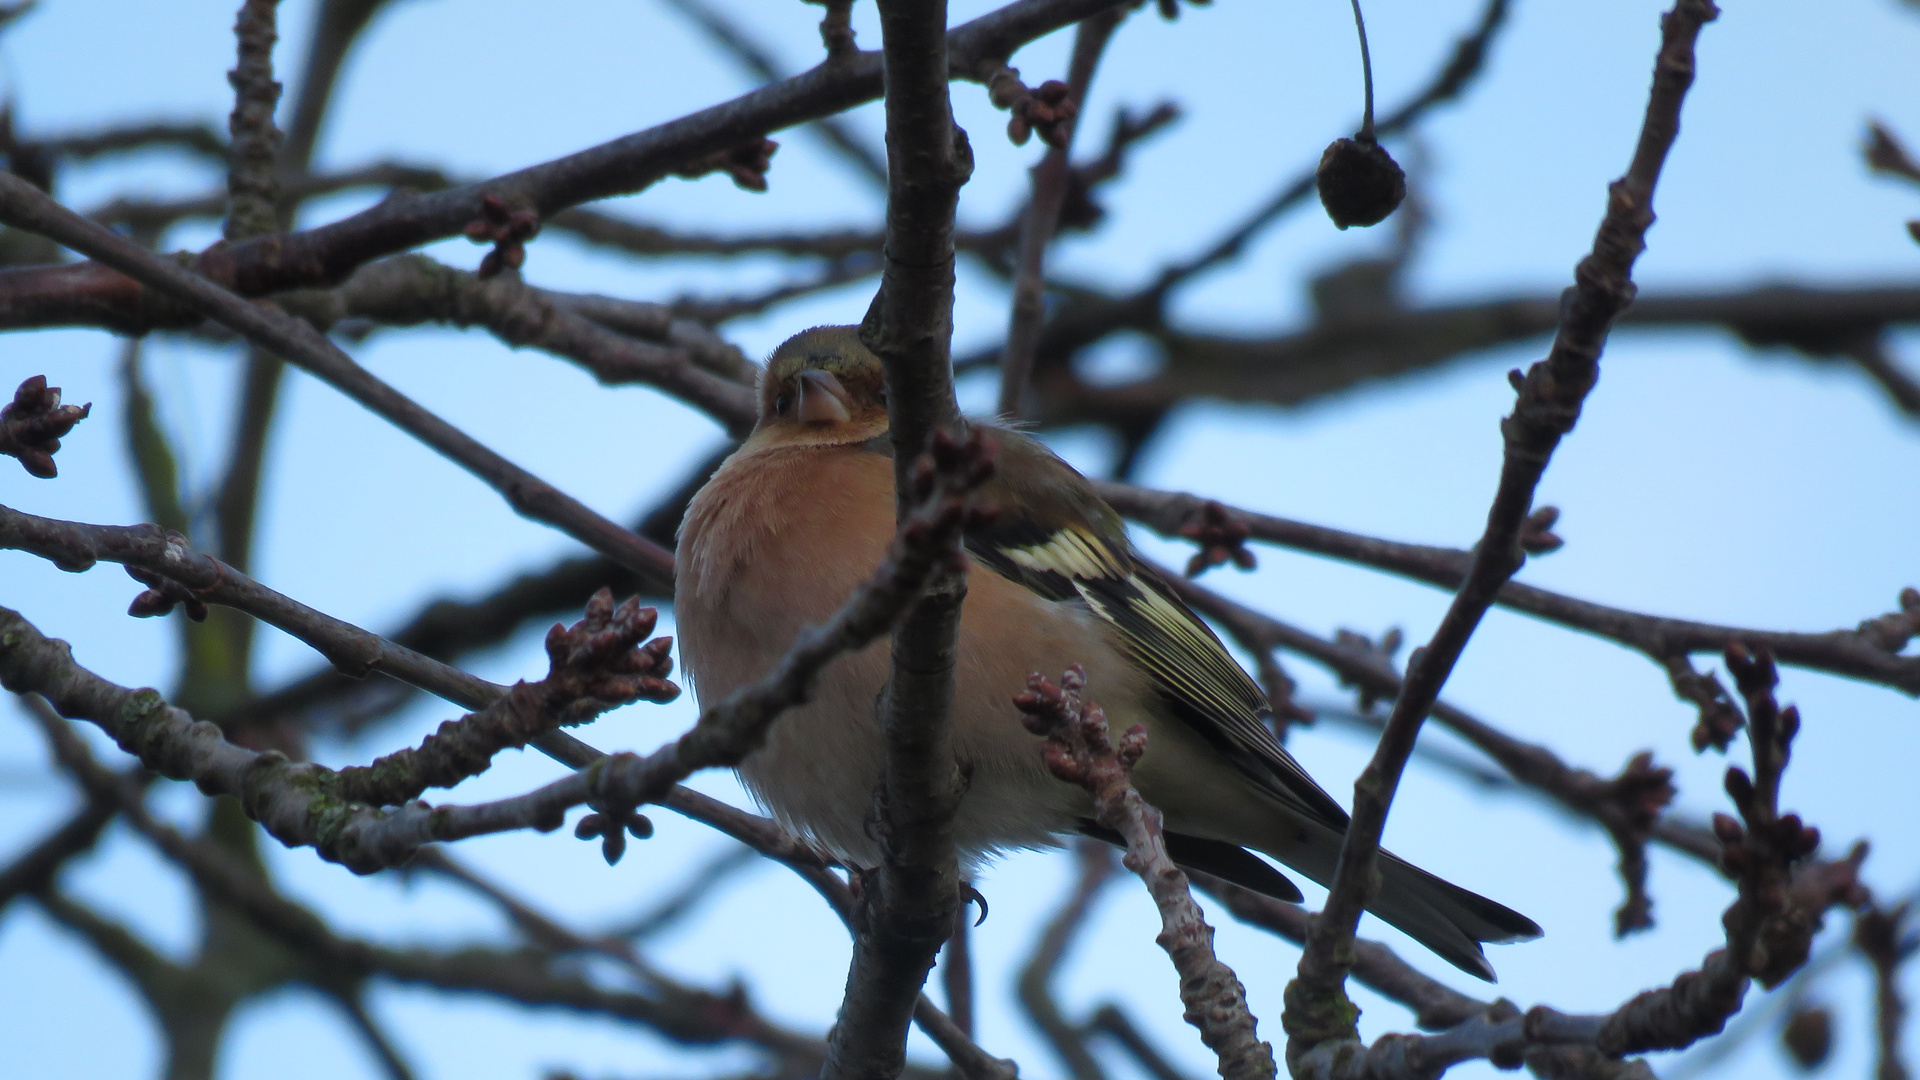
[1,1,1917,1078]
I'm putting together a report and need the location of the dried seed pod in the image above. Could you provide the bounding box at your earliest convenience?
[1317,135,1406,229]
[1318,0,1404,229]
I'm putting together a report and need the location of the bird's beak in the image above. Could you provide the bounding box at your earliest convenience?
[796,369,852,424]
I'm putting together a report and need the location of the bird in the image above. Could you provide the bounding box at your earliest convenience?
[674,325,1541,981]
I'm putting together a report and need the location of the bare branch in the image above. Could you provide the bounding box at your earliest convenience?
[1101,482,1920,698]
[1854,901,1915,1080]
[1083,1004,1203,1080]
[1287,5,1720,1065]
[222,0,284,242]
[224,444,728,738]
[281,0,407,175]
[214,0,294,682]
[0,501,503,709]
[1259,645,1870,1080]
[0,173,680,593]
[27,702,881,1075]
[27,120,229,164]
[1193,874,1488,1033]
[999,8,1124,419]
[0,434,984,872]
[1017,666,1276,1080]
[0,784,117,911]
[824,0,985,1071]
[658,0,889,186]
[1148,0,1512,301]
[606,844,760,942]
[0,0,1119,317]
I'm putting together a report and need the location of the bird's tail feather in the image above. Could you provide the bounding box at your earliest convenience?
[1364,852,1542,982]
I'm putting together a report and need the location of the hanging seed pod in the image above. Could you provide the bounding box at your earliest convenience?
[1317,136,1405,229]
[1317,0,1405,229]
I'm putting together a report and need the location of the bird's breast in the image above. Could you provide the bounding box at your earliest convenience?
[673,445,1131,867]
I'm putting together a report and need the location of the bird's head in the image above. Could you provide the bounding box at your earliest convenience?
[751,325,891,448]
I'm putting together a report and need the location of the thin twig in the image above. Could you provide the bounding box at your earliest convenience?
[1101,482,1920,697]
[1083,1005,1201,1080]
[658,0,889,186]
[222,0,283,242]
[0,173,681,594]
[282,254,760,434]
[23,701,879,1077]
[0,0,1119,312]
[1017,667,1276,1080]
[997,7,1123,419]
[1286,3,1720,1069]
[1854,902,1914,1080]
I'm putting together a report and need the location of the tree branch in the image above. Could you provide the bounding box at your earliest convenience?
[998,7,1123,419]
[1016,666,1276,1080]
[1104,483,1920,699]
[658,0,890,186]
[1249,649,1870,1080]
[0,438,984,872]
[223,443,728,738]
[825,0,986,1073]
[222,0,283,242]
[0,0,1118,317]
[284,254,758,435]
[27,700,889,1077]
[0,173,680,593]
[1286,3,1718,1065]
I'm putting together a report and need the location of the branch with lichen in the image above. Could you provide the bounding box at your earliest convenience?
[0,432,988,874]
[23,698,905,1079]
[222,0,283,241]
[0,597,676,872]
[1017,665,1277,1080]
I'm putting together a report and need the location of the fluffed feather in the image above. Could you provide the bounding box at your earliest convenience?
[675,326,1541,980]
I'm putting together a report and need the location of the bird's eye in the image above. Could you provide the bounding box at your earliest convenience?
[774,392,793,415]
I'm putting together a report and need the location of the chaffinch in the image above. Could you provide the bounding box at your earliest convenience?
[676,326,1540,980]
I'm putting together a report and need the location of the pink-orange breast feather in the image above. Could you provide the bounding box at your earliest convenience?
[675,443,1138,867]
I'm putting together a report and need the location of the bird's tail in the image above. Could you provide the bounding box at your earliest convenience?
[1363,851,1542,982]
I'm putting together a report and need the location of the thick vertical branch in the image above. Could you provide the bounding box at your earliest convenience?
[1284,0,1720,1069]
[997,8,1123,419]
[827,1,975,1077]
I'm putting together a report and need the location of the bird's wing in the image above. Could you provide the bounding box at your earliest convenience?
[966,431,1350,829]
